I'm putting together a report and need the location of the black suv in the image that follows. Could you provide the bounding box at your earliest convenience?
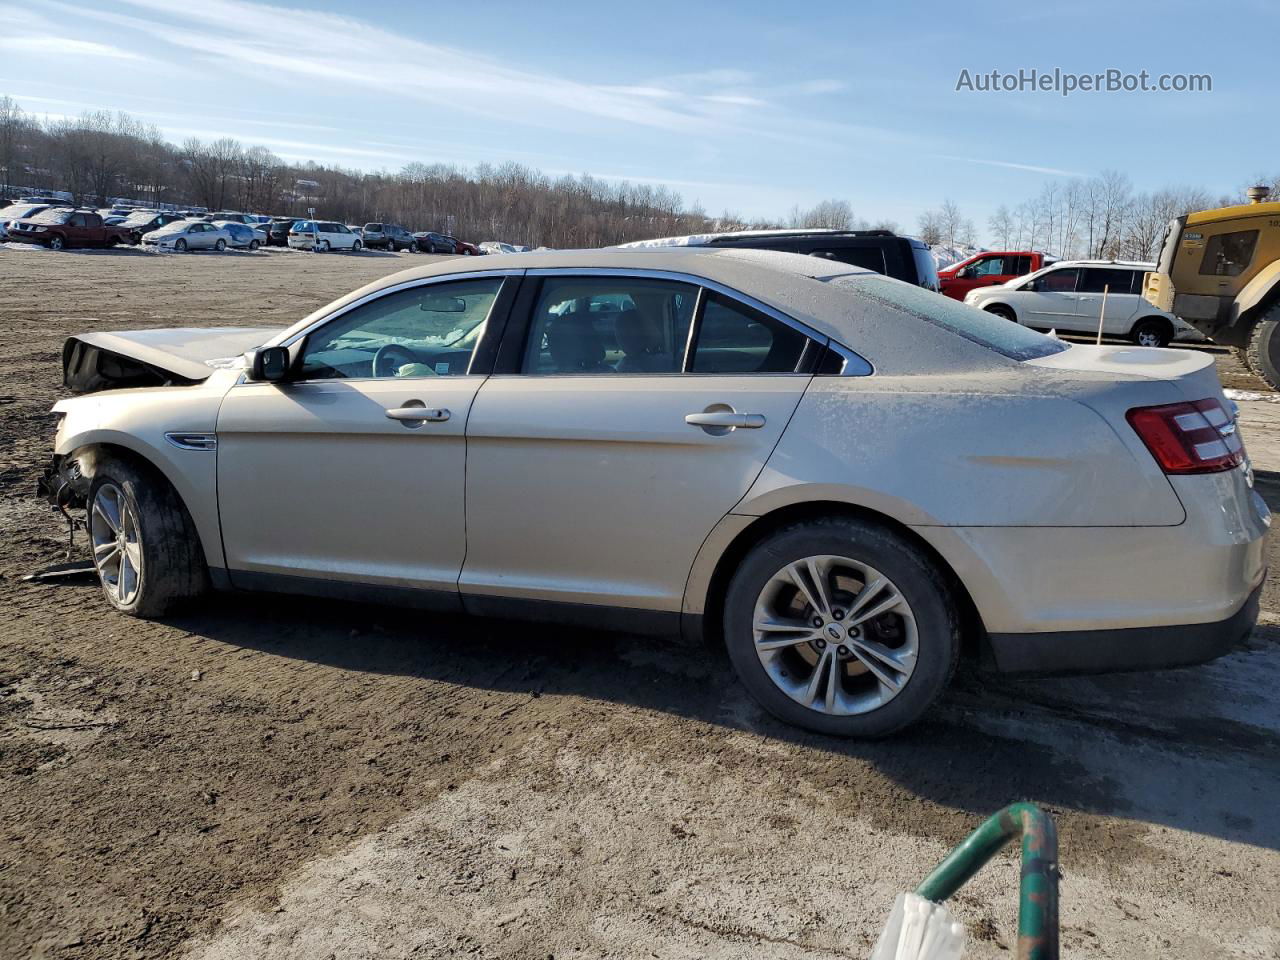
[363,223,415,251]
[264,217,297,246]
[696,229,939,290]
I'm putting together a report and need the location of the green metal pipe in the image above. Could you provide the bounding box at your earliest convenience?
[914,802,1059,960]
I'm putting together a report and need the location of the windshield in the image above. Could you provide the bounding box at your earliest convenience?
[122,212,157,226]
[826,274,1068,361]
[1157,217,1184,276]
[1,204,42,219]
[30,208,73,224]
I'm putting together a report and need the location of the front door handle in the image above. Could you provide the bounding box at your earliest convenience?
[386,405,450,423]
[685,409,766,432]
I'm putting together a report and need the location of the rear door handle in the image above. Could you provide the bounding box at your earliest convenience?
[386,406,450,423]
[685,411,766,429]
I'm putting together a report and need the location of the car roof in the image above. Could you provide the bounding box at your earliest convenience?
[1046,259,1155,269]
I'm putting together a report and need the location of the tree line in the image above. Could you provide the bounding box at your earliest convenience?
[1,98,1273,255]
[918,171,1277,262]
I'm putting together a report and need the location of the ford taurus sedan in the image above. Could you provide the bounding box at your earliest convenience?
[38,249,1268,736]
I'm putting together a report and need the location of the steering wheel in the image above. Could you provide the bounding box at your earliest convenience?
[372,343,420,378]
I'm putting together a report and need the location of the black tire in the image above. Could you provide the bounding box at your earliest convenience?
[1234,345,1258,376]
[723,517,960,738]
[1130,316,1172,348]
[318,240,329,252]
[214,238,226,252]
[352,239,362,252]
[87,457,208,617]
[984,304,1016,323]
[249,239,259,251]
[1245,308,1280,391]
[410,241,420,253]
[49,234,65,251]
[175,238,187,252]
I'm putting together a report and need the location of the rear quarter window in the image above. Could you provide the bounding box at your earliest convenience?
[827,275,1068,361]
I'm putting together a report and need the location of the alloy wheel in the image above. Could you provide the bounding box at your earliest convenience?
[751,554,918,715]
[90,483,142,606]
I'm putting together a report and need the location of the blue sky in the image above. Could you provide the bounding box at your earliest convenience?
[1,0,1275,236]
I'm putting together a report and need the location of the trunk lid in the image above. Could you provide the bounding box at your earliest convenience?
[63,327,280,393]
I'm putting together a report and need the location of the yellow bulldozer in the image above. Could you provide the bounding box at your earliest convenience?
[1143,186,1280,388]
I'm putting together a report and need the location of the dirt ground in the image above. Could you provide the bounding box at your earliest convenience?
[1,244,1278,960]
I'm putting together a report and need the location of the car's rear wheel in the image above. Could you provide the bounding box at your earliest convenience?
[88,459,208,617]
[723,518,959,737]
[214,238,226,252]
[410,241,419,253]
[1245,307,1280,391]
[984,304,1015,323]
[1130,317,1172,348]
[49,235,65,251]
[318,240,330,252]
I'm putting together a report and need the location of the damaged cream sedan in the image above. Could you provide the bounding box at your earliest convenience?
[39,249,1269,736]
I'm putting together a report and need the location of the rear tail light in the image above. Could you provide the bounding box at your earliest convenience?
[1126,398,1244,475]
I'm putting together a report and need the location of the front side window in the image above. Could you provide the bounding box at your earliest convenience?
[299,277,504,379]
[691,293,810,373]
[1200,230,1259,277]
[969,256,1007,277]
[523,276,697,375]
[1037,268,1079,293]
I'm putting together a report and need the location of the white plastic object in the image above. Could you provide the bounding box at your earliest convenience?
[869,892,966,960]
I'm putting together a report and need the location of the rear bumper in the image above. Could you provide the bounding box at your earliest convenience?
[982,581,1262,676]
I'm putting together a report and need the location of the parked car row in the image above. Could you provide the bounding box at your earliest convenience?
[2,200,486,258]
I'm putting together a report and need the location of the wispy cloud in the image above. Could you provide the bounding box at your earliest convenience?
[8,36,145,61]
[40,0,728,134]
[934,154,1085,177]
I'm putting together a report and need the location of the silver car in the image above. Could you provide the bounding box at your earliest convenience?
[141,220,232,252]
[38,249,1268,736]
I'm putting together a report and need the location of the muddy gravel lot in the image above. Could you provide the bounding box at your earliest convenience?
[1,244,1278,959]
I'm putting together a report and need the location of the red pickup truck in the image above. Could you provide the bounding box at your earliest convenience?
[5,208,134,250]
[938,251,1053,300]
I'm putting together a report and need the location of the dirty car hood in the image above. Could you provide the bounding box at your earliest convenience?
[63,327,281,392]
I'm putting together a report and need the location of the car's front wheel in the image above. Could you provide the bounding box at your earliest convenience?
[49,235,65,251]
[87,458,208,617]
[352,239,362,252]
[249,239,260,251]
[984,304,1016,323]
[175,238,187,252]
[723,517,959,737]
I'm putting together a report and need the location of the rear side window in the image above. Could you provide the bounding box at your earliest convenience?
[691,293,811,373]
[523,276,697,375]
[1078,268,1121,294]
[1200,230,1259,277]
[827,275,1067,361]
[810,245,887,274]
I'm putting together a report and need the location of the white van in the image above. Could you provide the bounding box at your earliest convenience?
[287,220,362,252]
[964,260,1201,347]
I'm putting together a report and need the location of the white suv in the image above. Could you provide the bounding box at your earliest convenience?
[964,260,1200,347]
[287,220,362,252]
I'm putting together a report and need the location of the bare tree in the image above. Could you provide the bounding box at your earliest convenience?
[988,205,1013,248]
[789,198,855,230]
[0,96,26,197]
